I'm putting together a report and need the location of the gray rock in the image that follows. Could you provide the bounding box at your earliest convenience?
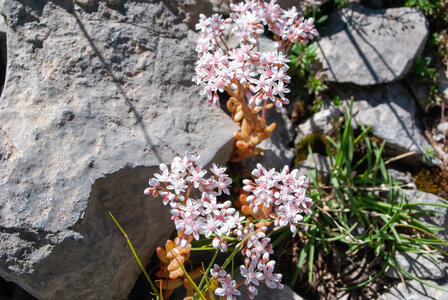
[294,104,341,145]
[437,67,448,104]
[388,168,413,185]
[295,153,332,182]
[238,280,304,300]
[403,190,448,241]
[409,83,431,112]
[0,1,236,299]
[318,3,428,85]
[163,0,331,29]
[437,122,448,133]
[385,251,446,280]
[336,82,438,166]
[278,0,330,12]
[162,0,231,29]
[380,272,448,300]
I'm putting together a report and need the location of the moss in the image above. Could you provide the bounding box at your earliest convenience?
[294,134,328,166]
[415,167,448,200]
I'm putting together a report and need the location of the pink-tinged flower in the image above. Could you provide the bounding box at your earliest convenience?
[247,284,259,299]
[186,167,207,188]
[202,194,221,215]
[195,14,209,32]
[167,177,188,195]
[283,6,298,21]
[223,211,245,233]
[210,264,227,278]
[210,163,227,177]
[259,260,283,289]
[216,175,232,195]
[240,259,264,286]
[203,215,223,238]
[154,164,170,182]
[186,152,200,163]
[273,81,290,98]
[215,274,241,299]
[275,203,304,233]
[184,217,205,241]
[178,199,201,217]
[272,66,290,83]
[250,237,273,259]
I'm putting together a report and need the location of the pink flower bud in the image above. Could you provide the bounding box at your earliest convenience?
[220,241,228,252]
[263,252,270,263]
[244,258,250,266]
[170,209,180,216]
[212,237,220,249]
[180,237,188,248]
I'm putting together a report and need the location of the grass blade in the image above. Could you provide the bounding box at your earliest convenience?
[109,212,160,299]
[290,240,310,287]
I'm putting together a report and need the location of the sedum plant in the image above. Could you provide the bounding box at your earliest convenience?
[112,1,321,299]
[143,153,313,299]
[192,0,318,161]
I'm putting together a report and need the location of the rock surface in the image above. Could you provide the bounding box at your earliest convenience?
[238,278,305,300]
[295,153,332,182]
[336,82,436,166]
[385,251,446,280]
[162,0,331,29]
[318,3,428,85]
[403,190,448,241]
[162,0,231,29]
[295,82,435,166]
[294,104,341,145]
[437,66,448,104]
[380,272,448,300]
[0,1,236,299]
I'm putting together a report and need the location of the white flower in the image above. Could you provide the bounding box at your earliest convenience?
[215,274,241,299]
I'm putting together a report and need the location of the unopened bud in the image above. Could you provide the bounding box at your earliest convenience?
[220,241,228,252]
[212,237,220,249]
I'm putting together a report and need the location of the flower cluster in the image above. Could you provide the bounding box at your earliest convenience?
[145,153,241,250]
[243,164,313,233]
[236,223,282,298]
[210,266,242,299]
[145,153,313,299]
[192,0,318,109]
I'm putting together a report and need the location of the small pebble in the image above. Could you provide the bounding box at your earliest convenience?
[437,121,448,133]
[433,133,444,142]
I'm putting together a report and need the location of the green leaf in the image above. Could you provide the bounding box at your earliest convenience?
[290,240,310,287]
[317,15,328,24]
[308,229,316,284]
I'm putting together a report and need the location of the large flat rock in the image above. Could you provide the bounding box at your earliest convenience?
[336,82,437,166]
[380,272,448,300]
[318,3,428,85]
[0,0,236,299]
